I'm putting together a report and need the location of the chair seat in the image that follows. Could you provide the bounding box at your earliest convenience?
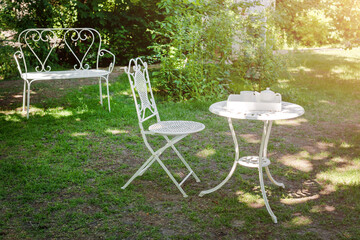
[149,121,205,135]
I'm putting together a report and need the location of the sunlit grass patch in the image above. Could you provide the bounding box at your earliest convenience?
[317,158,360,185]
[196,148,216,158]
[275,117,308,126]
[310,204,336,213]
[289,215,312,226]
[340,142,353,149]
[47,107,73,118]
[3,113,22,122]
[71,132,89,137]
[279,153,313,172]
[236,191,264,208]
[288,66,313,73]
[281,194,319,205]
[105,128,129,135]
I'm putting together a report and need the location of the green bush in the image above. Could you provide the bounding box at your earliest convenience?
[149,0,232,100]
[274,0,360,48]
[0,42,18,80]
[0,0,162,78]
[149,0,283,100]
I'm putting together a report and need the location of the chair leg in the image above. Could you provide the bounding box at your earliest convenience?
[121,154,157,190]
[139,155,155,176]
[122,134,192,197]
[154,155,189,198]
[163,135,200,183]
[122,135,182,188]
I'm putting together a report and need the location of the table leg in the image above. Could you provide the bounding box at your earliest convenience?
[199,117,239,197]
[262,121,285,188]
[259,120,277,223]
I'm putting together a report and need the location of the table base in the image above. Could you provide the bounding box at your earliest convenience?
[199,118,285,223]
[238,156,271,168]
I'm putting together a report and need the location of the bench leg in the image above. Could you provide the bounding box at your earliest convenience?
[22,81,26,112]
[106,76,110,112]
[26,82,31,119]
[99,77,103,106]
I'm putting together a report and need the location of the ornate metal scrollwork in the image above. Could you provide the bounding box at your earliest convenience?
[22,29,58,72]
[64,28,96,71]
[17,28,110,73]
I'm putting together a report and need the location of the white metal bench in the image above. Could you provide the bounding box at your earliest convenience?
[13,28,116,118]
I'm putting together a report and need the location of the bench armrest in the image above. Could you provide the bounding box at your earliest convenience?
[13,51,25,77]
[98,49,116,73]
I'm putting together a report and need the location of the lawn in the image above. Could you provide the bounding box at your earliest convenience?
[0,48,360,239]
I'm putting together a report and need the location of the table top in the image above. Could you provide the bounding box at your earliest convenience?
[209,101,305,121]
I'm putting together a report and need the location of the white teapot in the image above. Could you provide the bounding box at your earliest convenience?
[260,88,278,102]
[238,91,259,102]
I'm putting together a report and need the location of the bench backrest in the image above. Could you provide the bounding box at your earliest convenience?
[15,28,104,73]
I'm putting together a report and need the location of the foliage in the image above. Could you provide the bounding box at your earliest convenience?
[0,43,17,80]
[149,0,282,100]
[0,32,18,80]
[275,0,360,48]
[293,9,334,46]
[323,0,360,48]
[0,0,60,30]
[0,0,162,80]
[70,0,162,65]
[149,0,230,100]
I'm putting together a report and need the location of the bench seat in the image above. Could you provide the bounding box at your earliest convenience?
[21,69,110,80]
[13,28,116,118]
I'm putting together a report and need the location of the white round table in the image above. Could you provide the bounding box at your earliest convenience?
[199,101,305,223]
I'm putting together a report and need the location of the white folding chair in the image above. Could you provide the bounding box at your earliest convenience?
[122,57,205,197]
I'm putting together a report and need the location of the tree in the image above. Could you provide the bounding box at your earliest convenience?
[274,0,360,47]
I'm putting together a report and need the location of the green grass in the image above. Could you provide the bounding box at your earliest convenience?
[1,48,360,239]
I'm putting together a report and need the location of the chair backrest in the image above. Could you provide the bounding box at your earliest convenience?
[125,58,160,128]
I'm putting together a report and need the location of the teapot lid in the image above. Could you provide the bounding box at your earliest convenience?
[261,87,274,93]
